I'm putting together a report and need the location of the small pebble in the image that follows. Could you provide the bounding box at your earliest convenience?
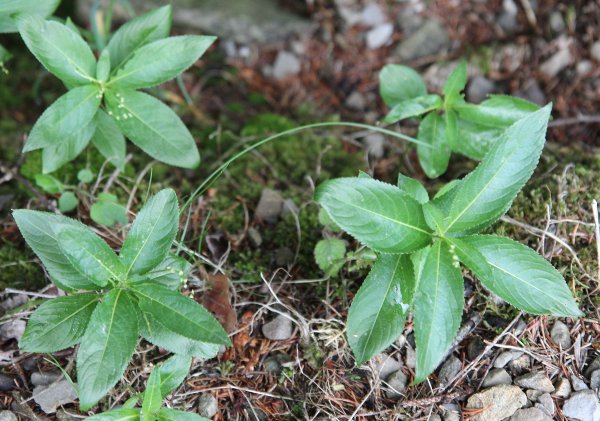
[550,320,571,349]
[483,368,512,387]
[197,393,218,418]
[372,353,403,380]
[262,313,293,341]
[536,393,555,415]
[438,355,461,386]
[591,41,600,62]
[0,411,17,421]
[0,374,15,392]
[509,407,551,421]
[589,369,600,389]
[570,374,589,391]
[385,369,408,399]
[552,377,571,398]
[508,354,531,374]
[514,372,554,393]
[562,390,600,421]
[494,351,523,368]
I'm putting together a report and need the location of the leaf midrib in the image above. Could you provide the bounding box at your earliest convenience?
[419,242,442,371]
[41,25,95,83]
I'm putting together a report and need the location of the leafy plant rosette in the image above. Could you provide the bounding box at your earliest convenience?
[315,105,583,383]
[13,188,230,410]
[88,354,211,420]
[379,62,540,178]
[17,5,214,173]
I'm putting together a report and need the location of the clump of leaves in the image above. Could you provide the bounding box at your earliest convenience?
[13,188,230,409]
[88,354,211,420]
[0,0,60,64]
[379,62,540,178]
[315,105,583,383]
[18,5,215,173]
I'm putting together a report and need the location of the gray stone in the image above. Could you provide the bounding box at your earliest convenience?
[563,390,600,421]
[590,370,600,389]
[272,51,301,80]
[584,357,600,378]
[32,379,77,414]
[536,393,555,415]
[197,393,218,418]
[0,374,15,392]
[365,133,385,159]
[514,372,554,393]
[359,3,386,27]
[263,352,292,375]
[508,354,531,374]
[572,374,589,391]
[248,227,262,248]
[540,45,573,78]
[494,351,523,368]
[396,6,424,36]
[443,410,460,421]
[366,23,394,49]
[438,356,461,386]
[429,415,442,421]
[31,371,62,387]
[395,18,450,61]
[577,60,593,75]
[509,407,551,421]
[498,0,519,34]
[0,411,17,421]
[0,295,28,312]
[526,389,543,401]
[372,353,402,380]
[515,79,546,105]
[483,368,512,387]
[262,313,293,341]
[467,337,485,360]
[78,0,312,44]
[513,319,527,336]
[56,410,79,421]
[553,377,571,398]
[550,320,572,349]
[591,41,600,62]
[405,346,416,369]
[466,385,527,421]
[549,11,565,33]
[466,76,496,104]
[0,319,25,341]
[255,188,283,223]
[385,369,408,399]
[345,91,366,110]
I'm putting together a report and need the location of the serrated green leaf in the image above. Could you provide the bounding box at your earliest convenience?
[77,289,139,410]
[443,61,466,107]
[382,94,442,124]
[25,85,101,152]
[42,119,96,173]
[314,239,346,277]
[317,208,341,232]
[18,15,96,86]
[413,241,463,383]
[107,5,172,72]
[105,89,200,169]
[0,0,60,33]
[443,236,492,281]
[86,408,141,420]
[59,192,79,213]
[417,113,450,179]
[443,105,552,233]
[158,354,192,397]
[379,64,427,107]
[19,293,98,353]
[90,192,128,226]
[91,110,126,170]
[12,210,101,291]
[122,396,140,409]
[34,174,63,194]
[158,408,210,421]
[120,188,178,276]
[139,308,219,359]
[141,367,161,420]
[461,235,582,317]
[77,168,94,183]
[97,49,111,82]
[455,119,502,160]
[347,254,414,364]
[133,283,230,346]
[135,253,191,290]
[422,202,446,233]
[397,173,429,204]
[315,177,432,254]
[455,95,540,129]
[445,108,459,150]
[109,35,215,89]
[54,223,124,287]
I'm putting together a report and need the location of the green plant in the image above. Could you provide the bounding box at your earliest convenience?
[88,354,211,420]
[34,170,128,225]
[379,62,540,178]
[17,5,215,173]
[0,0,61,65]
[13,188,230,409]
[315,105,583,383]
